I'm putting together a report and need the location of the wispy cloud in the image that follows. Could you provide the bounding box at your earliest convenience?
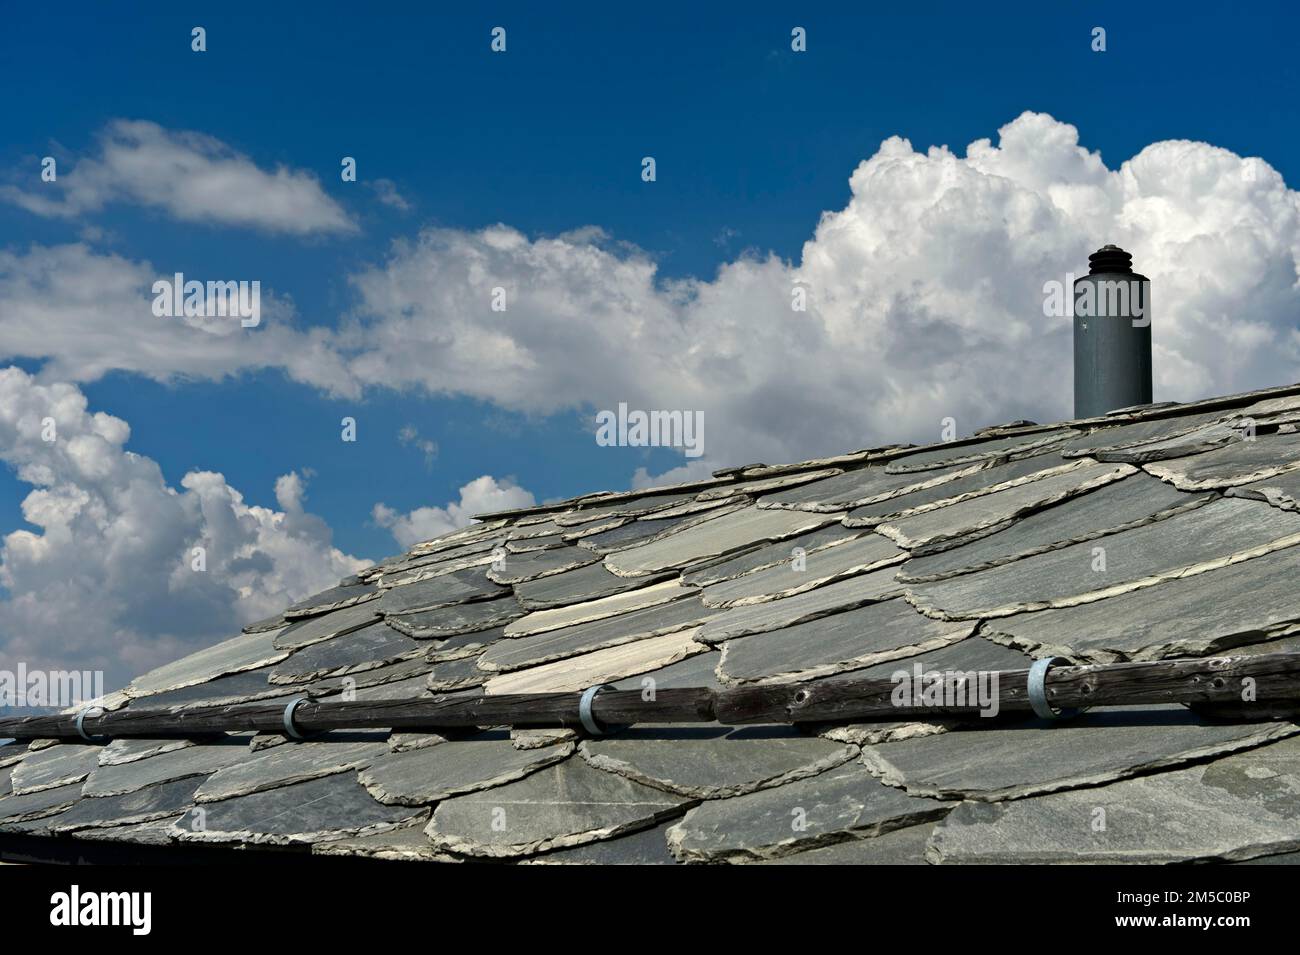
[2,119,356,235]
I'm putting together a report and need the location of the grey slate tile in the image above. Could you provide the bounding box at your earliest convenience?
[611,649,723,692]
[181,773,423,845]
[427,756,690,859]
[525,820,679,865]
[96,738,194,767]
[385,595,525,639]
[0,781,83,825]
[505,580,695,637]
[311,819,454,862]
[135,667,308,710]
[1145,429,1300,489]
[682,523,862,586]
[876,462,1134,553]
[10,744,102,795]
[604,506,837,577]
[47,776,204,833]
[882,429,1071,473]
[862,704,1298,802]
[760,465,976,512]
[928,736,1300,863]
[907,498,1300,619]
[579,725,856,798]
[283,581,379,619]
[426,655,490,691]
[273,600,382,650]
[306,654,434,697]
[575,506,740,555]
[195,733,391,802]
[478,595,715,673]
[900,473,1210,582]
[696,569,905,645]
[983,545,1300,661]
[1232,468,1300,511]
[83,737,250,796]
[375,568,508,615]
[130,628,289,695]
[487,546,599,584]
[360,732,573,805]
[843,451,1084,526]
[759,822,936,864]
[1059,410,1225,458]
[270,621,425,683]
[718,599,976,684]
[666,760,948,863]
[513,561,673,610]
[700,534,905,608]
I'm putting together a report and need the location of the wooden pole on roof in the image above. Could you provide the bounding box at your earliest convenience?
[3,652,1300,743]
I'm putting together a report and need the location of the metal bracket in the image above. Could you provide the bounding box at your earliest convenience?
[75,705,106,742]
[282,697,308,740]
[1027,657,1081,720]
[578,684,620,736]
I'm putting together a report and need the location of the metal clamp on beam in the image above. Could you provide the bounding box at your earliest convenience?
[282,697,309,740]
[75,705,106,742]
[578,684,622,736]
[1027,657,1081,720]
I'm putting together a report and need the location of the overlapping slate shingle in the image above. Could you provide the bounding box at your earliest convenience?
[128,628,289,696]
[269,621,425,683]
[180,774,423,845]
[700,533,905,608]
[666,760,947,862]
[1144,429,1300,489]
[478,596,714,672]
[983,545,1300,661]
[360,733,574,805]
[682,523,861,586]
[759,464,976,512]
[899,473,1210,582]
[505,579,695,636]
[484,628,707,695]
[718,599,976,684]
[384,594,525,638]
[696,569,905,644]
[579,726,856,798]
[375,568,508,614]
[16,381,1300,865]
[875,462,1133,553]
[907,498,1300,619]
[194,734,390,802]
[603,506,836,577]
[862,705,1297,802]
[842,451,1086,526]
[427,757,689,858]
[929,736,1300,863]
[882,429,1071,473]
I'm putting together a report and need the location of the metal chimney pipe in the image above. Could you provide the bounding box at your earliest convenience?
[1073,245,1152,418]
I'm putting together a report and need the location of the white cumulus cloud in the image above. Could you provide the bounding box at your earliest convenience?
[373,475,535,548]
[335,112,1300,482]
[0,367,367,688]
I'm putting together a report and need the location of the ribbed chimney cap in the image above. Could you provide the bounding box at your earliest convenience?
[1088,244,1134,275]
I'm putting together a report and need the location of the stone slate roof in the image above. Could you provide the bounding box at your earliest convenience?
[7,382,1300,864]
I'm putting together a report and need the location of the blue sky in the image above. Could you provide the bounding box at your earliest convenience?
[2,2,1299,681]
